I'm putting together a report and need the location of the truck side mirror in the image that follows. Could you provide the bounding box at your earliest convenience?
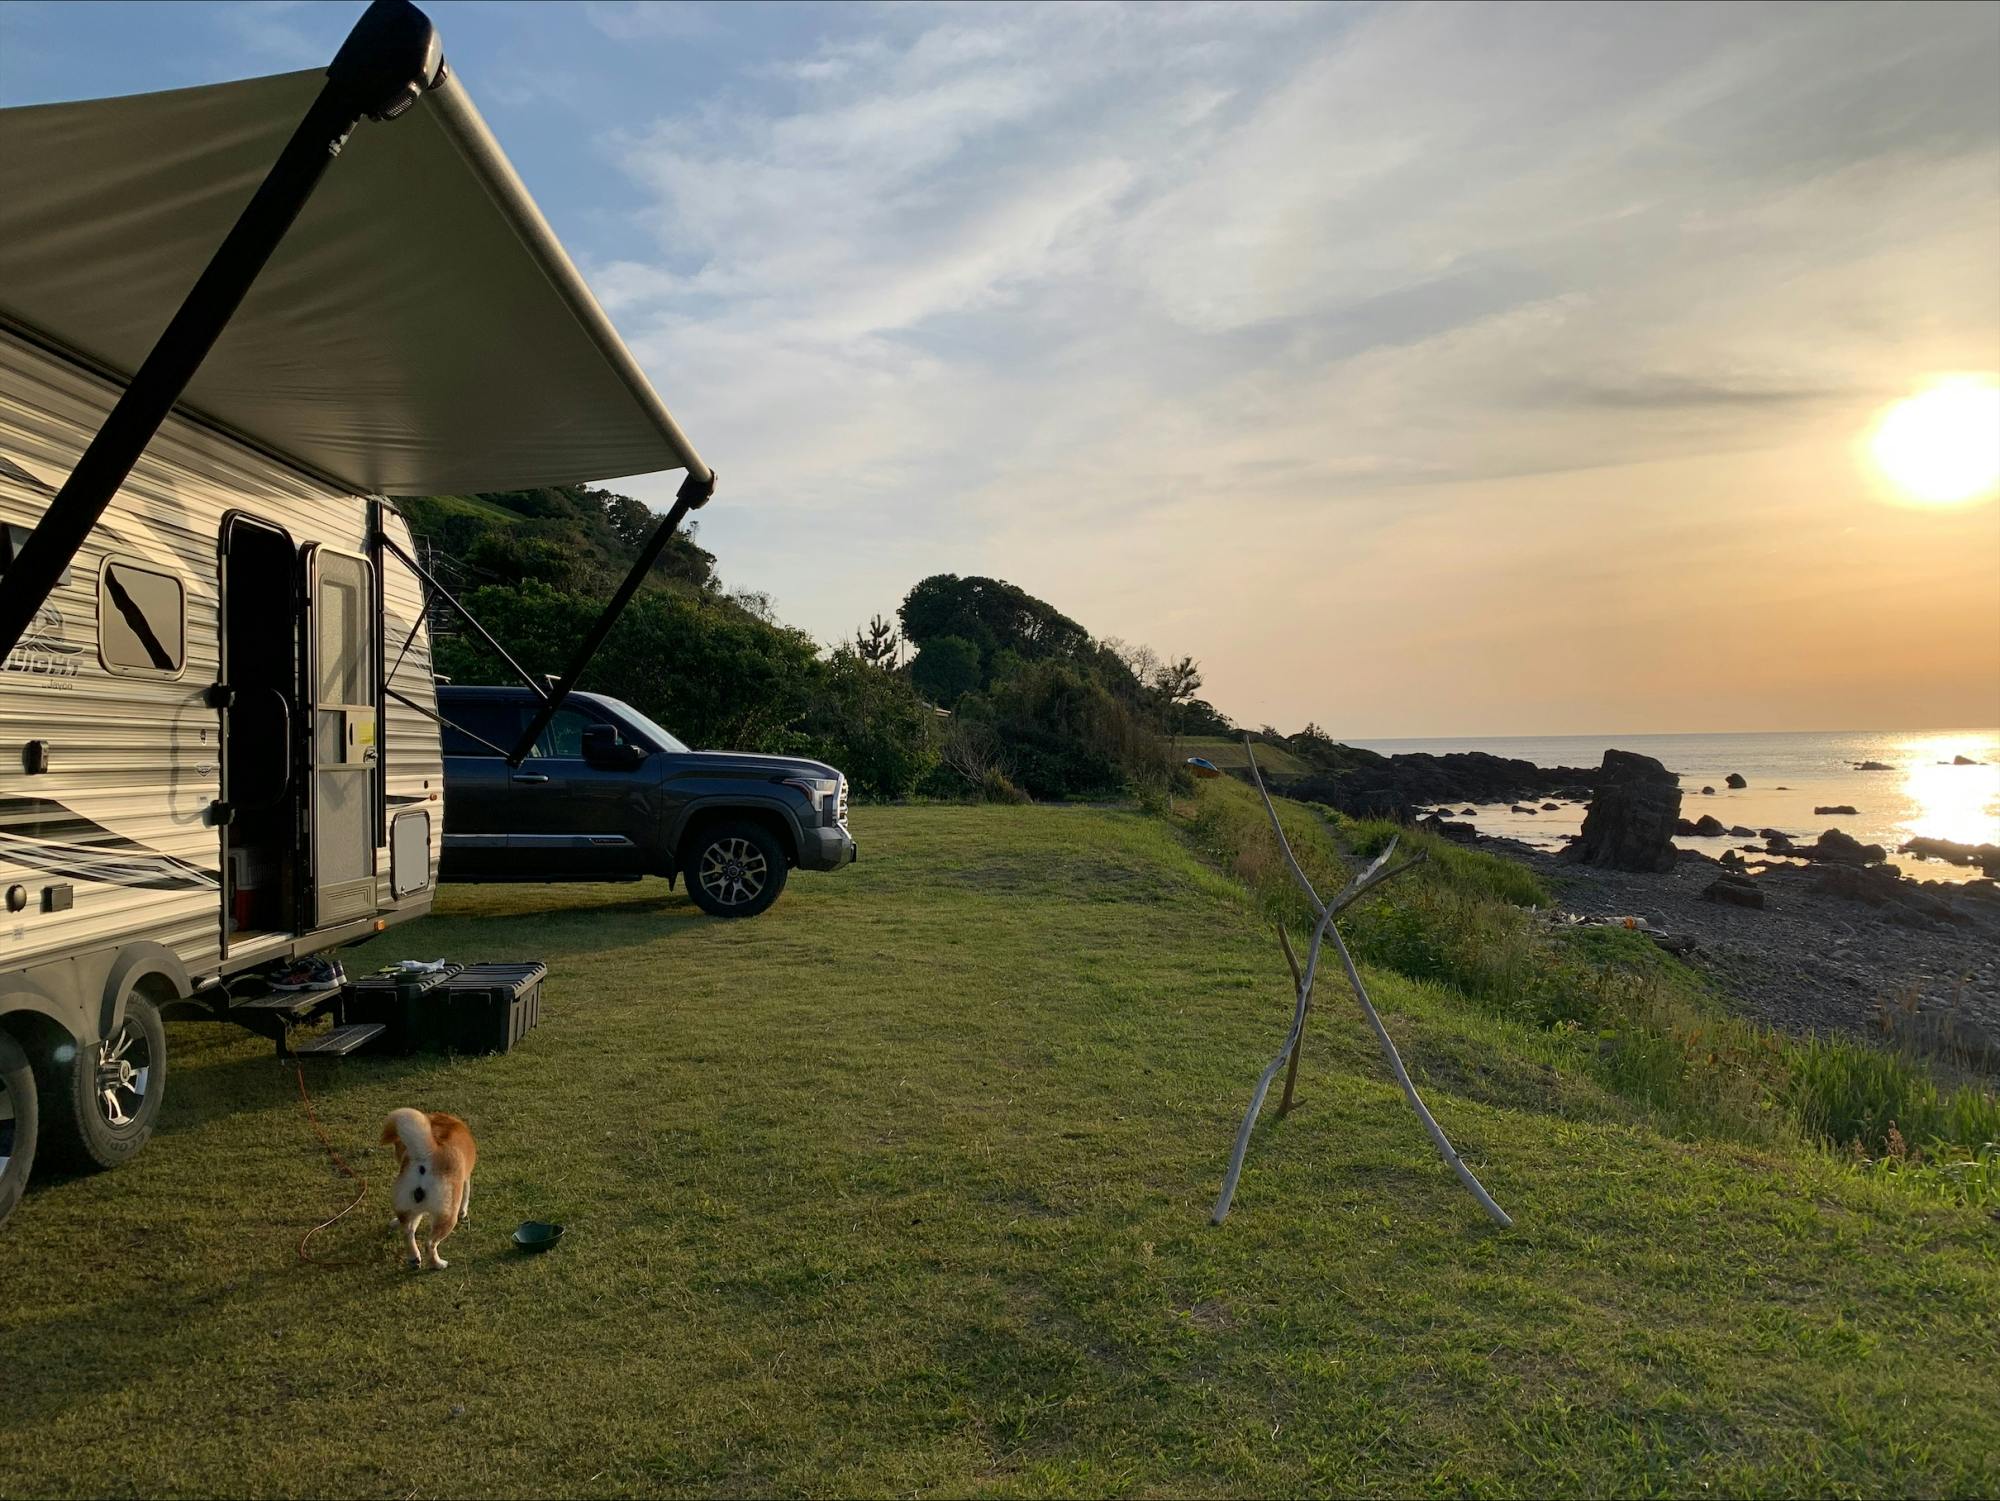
[582,723,643,769]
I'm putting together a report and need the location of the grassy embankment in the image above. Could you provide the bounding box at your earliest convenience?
[1176,735,1313,780]
[3,788,1996,1497]
[1178,777,2000,1185]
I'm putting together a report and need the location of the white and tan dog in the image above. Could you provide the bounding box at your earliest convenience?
[381,1108,477,1270]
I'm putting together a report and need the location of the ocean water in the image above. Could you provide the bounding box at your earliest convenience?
[1347,729,2000,882]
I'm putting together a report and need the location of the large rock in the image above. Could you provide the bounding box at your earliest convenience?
[1418,814,1477,843]
[1725,772,1747,789]
[1852,760,1893,771]
[1815,804,1858,816]
[1901,835,2000,877]
[1563,750,1681,873]
[1807,828,1887,865]
[1814,863,1955,925]
[1692,814,1726,836]
[1953,754,1981,766]
[1703,875,1764,909]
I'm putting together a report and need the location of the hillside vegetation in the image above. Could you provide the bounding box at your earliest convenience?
[4,792,1994,1497]
[392,487,1227,803]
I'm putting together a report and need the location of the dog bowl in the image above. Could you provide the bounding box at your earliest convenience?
[511,1220,565,1253]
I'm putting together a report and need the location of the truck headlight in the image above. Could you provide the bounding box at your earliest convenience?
[782,776,840,824]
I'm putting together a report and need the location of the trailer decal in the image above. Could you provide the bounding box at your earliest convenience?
[0,796,217,891]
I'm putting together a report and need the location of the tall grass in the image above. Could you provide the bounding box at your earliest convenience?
[1172,778,2000,1196]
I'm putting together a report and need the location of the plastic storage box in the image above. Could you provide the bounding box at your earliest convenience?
[434,963,545,1055]
[342,964,463,1054]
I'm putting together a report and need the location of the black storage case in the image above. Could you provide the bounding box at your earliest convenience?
[341,964,463,1054]
[434,963,545,1055]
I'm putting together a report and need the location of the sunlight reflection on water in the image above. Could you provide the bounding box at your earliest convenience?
[1894,732,2000,848]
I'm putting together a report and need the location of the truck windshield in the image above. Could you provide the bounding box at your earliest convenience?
[606,701,689,754]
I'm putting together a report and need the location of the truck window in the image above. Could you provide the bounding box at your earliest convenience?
[534,707,601,759]
[439,699,525,757]
[99,560,184,674]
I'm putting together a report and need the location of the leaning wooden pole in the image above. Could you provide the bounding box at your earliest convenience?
[1276,925,1306,1116]
[1212,736,1513,1229]
[1209,778,1422,1223]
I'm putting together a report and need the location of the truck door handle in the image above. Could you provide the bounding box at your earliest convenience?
[513,774,550,784]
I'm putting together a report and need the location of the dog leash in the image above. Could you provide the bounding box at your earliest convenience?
[289,1057,372,1267]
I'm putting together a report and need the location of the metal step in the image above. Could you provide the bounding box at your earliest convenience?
[291,1022,385,1058]
[230,984,343,1018]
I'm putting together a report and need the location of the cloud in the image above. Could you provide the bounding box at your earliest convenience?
[583,2,723,44]
[583,0,1999,731]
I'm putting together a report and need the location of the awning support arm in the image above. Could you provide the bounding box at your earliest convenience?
[0,0,445,663]
[385,684,514,758]
[505,468,714,766]
[374,530,546,700]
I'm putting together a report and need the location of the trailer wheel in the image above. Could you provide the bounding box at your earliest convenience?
[35,994,166,1172]
[0,1032,36,1229]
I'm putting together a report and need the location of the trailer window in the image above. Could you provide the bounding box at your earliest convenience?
[98,561,185,674]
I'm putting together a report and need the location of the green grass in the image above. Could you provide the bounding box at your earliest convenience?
[1179,735,1313,780]
[1175,778,2000,1165]
[4,800,1998,1497]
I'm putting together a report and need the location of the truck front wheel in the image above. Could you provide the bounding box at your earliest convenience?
[34,993,166,1172]
[0,1031,36,1229]
[686,820,789,919]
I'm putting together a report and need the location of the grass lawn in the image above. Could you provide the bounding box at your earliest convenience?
[3,801,1996,1498]
[1178,736,1312,780]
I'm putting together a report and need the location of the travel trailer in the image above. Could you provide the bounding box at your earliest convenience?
[0,0,713,1225]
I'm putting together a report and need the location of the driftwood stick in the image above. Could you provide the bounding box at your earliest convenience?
[1327,923,1513,1228]
[1276,925,1306,1116]
[1212,735,1512,1229]
[1210,842,1421,1223]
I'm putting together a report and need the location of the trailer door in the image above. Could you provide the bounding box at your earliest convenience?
[305,546,379,928]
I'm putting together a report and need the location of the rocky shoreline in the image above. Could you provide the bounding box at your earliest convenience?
[1425,744,2000,1061]
[1250,739,2000,1057]
[1279,747,1594,819]
[1490,835,2000,1060]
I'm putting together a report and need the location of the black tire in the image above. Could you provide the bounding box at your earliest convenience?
[34,993,166,1172]
[686,819,789,919]
[0,1031,37,1230]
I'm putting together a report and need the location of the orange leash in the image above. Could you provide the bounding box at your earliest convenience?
[290,1057,372,1267]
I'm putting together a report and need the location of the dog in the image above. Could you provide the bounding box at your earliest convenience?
[380,1108,478,1270]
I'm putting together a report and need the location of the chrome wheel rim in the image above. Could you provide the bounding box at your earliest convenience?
[698,837,768,907]
[95,1020,152,1132]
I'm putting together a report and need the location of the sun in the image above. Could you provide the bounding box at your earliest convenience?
[1867,377,2000,506]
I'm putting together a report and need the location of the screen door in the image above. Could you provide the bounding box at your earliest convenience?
[307,546,378,928]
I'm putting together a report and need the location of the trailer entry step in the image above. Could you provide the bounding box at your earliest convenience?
[292,1023,385,1058]
[231,984,342,1016]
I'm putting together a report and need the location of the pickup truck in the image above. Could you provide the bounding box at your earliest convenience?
[435,684,855,917]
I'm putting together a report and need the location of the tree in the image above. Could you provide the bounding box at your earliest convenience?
[1153,654,1203,756]
[1155,655,1202,713]
[801,646,938,798]
[898,574,1092,683]
[910,635,981,705]
[855,613,900,670]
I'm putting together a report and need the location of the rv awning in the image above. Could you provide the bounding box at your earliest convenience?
[0,68,707,496]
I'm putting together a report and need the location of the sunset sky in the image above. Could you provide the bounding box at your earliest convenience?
[5,1,1997,737]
